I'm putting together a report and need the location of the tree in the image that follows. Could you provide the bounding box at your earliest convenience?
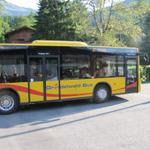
[13,13,36,29]
[3,13,36,31]
[33,0,75,40]
[70,0,95,43]
[84,0,149,46]
[141,11,150,64]
[0,18,5,42]
[0,3,5,42]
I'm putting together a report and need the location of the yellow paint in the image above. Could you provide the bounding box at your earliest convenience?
[46,81,59,100]
[0,77,137,104]
[138,56,141,92]
[30,81,44,102]
[0,82,28,103]
[31,40,88,47]
[60,77,125,100]
[16,82,29,103]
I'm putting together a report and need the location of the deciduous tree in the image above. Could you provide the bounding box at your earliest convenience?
[141,11,150,64]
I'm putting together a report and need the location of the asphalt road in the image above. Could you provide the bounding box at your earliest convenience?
[0,84,150,150]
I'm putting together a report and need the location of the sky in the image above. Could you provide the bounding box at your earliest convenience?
[6,0,39,10]
[6,0,122,10]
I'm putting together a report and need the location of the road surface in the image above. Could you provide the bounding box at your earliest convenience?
[0,84,150,150]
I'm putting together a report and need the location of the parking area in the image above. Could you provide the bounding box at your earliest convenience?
[0,84,150,150]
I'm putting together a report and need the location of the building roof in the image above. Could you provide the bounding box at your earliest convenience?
[5,26,34,37]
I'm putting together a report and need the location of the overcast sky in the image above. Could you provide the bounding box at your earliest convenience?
[6,0,39,10]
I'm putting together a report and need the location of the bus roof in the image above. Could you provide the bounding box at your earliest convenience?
[0,40,138,54]
[0,40,88,47]
[32,40,88,46]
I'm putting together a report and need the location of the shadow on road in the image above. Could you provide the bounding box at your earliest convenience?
[0,96,150,139]
[0,96,127,129]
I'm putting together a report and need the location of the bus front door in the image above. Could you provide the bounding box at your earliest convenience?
[29,56,59,102]
[126,57,138,93]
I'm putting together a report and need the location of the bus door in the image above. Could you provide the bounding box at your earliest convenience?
[29,56,59,102]
[45,57,59,101]
[126,56,138,93]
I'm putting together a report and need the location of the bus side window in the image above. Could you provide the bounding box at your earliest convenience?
[79,67,91,79]
[117,56,124,76]
[62,54,91,80]
[94,54,117,78]
[0,55,26,83]
[30,58,43,82]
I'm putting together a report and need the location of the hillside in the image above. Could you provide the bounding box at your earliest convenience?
[124,0,149,4]
[0,0,35,16]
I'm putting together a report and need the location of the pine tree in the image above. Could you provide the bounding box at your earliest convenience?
[33,0,75,40]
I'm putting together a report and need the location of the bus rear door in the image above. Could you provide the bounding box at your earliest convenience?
[126,56,138,93]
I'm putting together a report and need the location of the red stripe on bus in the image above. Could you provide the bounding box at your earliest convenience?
[0,84,91,97]
[126,82,137,90]
[0,82,137,98]
[58,93,92,97]
[112,87,125,92]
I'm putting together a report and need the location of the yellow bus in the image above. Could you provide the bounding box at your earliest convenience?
[0,40,140,114]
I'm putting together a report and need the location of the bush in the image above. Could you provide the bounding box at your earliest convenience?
[140,65,150,83]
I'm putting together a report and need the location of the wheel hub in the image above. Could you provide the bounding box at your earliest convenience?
[0,95,14,111]
[97,88,107,100]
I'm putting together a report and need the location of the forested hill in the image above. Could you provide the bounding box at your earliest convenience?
[0,0,35,16]
[124,0,149,4]
[0,0,148,16]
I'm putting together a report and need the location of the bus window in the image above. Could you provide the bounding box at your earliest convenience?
[0,55,26,83]
[95,55,117,78]
[79,67,91,79]
[62,54,91,79]
[117,56,124,76]
[46,58,58,80]
[30,58,43,82]
[127,59,137,83]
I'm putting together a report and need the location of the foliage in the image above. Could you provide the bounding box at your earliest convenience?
[140,11,150,65]
[0,3,4,42]
[0,0,149,47]
[85,0,150,46]
[69,0,95,42]
[0,13,36,42]
[140,65,150,83]
[33,0,75,40]
[12,13,36,29]
[0,17,5,42]
[3,13,36,30]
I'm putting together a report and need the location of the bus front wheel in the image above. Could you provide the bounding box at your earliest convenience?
[93,84,111,103]
[0,91,19,115]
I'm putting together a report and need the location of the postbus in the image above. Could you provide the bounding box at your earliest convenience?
[0,40,140,114]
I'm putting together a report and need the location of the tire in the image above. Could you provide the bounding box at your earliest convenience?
[93,84,111,103]
[0,91,19,115]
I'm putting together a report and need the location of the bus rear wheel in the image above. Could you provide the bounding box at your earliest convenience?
[93,84,111,103]
[0,91,19,115]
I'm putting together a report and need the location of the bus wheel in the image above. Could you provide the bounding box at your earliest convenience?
[0,91,19,115]
[93,84,111,103]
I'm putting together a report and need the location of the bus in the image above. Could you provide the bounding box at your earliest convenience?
[0,40,141,114]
